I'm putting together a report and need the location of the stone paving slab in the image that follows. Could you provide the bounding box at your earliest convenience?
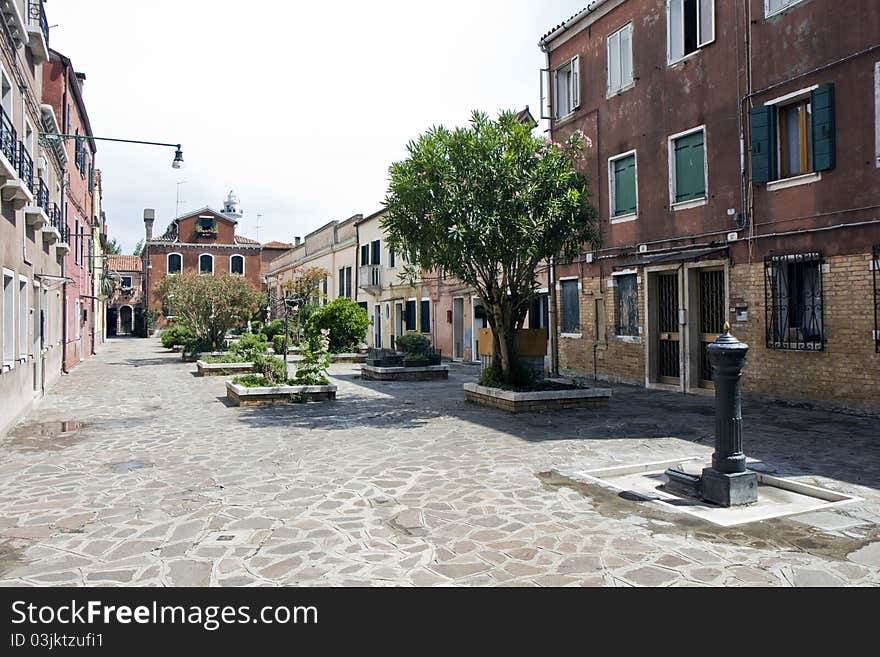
[0,337,877,587]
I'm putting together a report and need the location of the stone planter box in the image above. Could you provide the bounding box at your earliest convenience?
[226,381,337,407]
[331,353,367,364]
[361,364,449,381]
[463,382,611,413]
[196,360,256,377]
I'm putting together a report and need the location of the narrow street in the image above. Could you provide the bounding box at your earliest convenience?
[0,337,878,586]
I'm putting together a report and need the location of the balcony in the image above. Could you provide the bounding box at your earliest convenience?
[23,177,49,228]
[0,106,17,180]
[0,0,28,48]
[26,1,48,63]
[2,142,33,208]
[359,265,382,295]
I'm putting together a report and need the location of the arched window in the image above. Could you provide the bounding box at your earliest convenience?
[230,254,245,276]
[167,253,182,274]
[199,253,214,275]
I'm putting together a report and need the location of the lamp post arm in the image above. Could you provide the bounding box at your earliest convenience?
[40,133,181,149]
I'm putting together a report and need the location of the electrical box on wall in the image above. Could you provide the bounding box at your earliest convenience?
[638,244,648,254]
[585,252,594,264]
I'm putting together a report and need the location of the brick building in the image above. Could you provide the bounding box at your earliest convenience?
[142,194,263,327]
[105,255,143,336]
[539,0,880,412]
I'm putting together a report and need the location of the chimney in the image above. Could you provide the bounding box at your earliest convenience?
[75,72,86,91]
[294,236,301,246]
[144,209,155,241]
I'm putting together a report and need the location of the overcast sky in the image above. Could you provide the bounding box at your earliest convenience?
[48,0,582,252]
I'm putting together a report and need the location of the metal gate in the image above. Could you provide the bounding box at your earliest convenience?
[657,273,680,384]
[698,269,725,387]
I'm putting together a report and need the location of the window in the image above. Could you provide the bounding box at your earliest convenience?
[765,252,824,351]
[120,276,132,290]
[529,295,549,330]
[338,267,352,298]
[389,249,396,268]
[3,271,13,364]
[197,216,217,234]
[167,253,182,274]
[74,300,80,340]
[751,84,836,184]
[765,0,804,18]
[607,23,633,95]
[199,254,214,274]
[74,220,79,264]
[560,279,580,333]
[230,255,245,276]
[18,277,27,358]
[609,151,638,220]
[420,299,431,334]
[555,57,580,119]
[667,0,715,64]
[405,299,417,332]
[614,274,639,337]
[371,240,381,266]
[0,64,11,118]
[670,127,707,206]
[361,244,370,266]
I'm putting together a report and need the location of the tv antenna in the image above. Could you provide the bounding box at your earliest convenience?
[175,180,188,217]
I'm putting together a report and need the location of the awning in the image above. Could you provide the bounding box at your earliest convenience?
[34,274,74,284]
[617,246,728,269]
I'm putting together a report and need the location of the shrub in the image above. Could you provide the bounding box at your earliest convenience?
[183,337,214,360]
[252,353,289,386]
[478,364,535,390]
[272,334,288,355]
[262,320,285,341]
[306,298,369,354]
[229,332,268,362]
[294,329,332,386]
[160,324,194,349]
[232,374,267,388]
[395,333,431,355]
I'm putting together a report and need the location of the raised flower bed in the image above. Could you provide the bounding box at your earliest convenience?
[196,360,256,377]
[331,353,368,364]
[225,380,337,407]
[463,381,611,413]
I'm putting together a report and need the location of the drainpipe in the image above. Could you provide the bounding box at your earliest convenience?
[548,256,559,376]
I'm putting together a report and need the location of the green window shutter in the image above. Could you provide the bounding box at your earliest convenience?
[811,83,836,172]
[420,300,430,333]
[561,281,580,332]
[613,155,637,216]
[750,105,777,183]
[405,300,416,332]
[674,131,705,202]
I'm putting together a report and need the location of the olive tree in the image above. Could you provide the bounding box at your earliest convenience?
[383,110,598,384]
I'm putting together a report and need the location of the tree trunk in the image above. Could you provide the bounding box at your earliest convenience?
[487,298,518,385]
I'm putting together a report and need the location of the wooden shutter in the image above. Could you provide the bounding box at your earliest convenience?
[420,300,430,333]
[540,69,552,120]
[613,155,637,216]
[607,31,620,94]
[750,105,777,183]
[405,300,416,332]
[338,269,345,298]
[361,244,369,266]
[562,281,580,332]
[371,240,381,266]
[570,56,580,110]
[811,83,836,172]
[674,131,705,202]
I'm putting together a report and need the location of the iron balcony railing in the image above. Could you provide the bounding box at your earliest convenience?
[51,203,69,243]
[0,105,17,167]
[35,177,49,213]
[28,1,48,47]
[18,143,33,192]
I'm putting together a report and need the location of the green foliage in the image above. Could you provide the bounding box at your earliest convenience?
[104,237,122,255]
[133,239,144,257]
[306,298,369,354]
[395,333,431,355]
[262,320,285,341]
[383,110,598,384]
[160,324,194,350]
[155,273,261,350]
[403,352,429,364]
[145,309,159,331]
[232,374,268,388]
[250,321,264,335]
[252,354,289,386]
[478,364,535,391]
[229,333,268,362]
[294,329,332,386]
[183,337,214,360]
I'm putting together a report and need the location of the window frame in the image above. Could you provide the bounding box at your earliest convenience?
[607,22,634,97]
[420,298,431,334]
[229,254,245,276]
[668,125,708,210]
[554,56,580,120]
[764,252,825,352]
[559,277,581,335]
[608,149,639,223]
[405,298,417,333]
[764,0,805,19]
[762,84,823,190]
[120,276,133,290]
[613,272,640,338]
[166,252,183,275]
[198,253,214,275]
[667,0,716,66]
[3,269,15,367]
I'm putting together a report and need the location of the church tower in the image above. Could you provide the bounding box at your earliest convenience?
[223,190,242,221]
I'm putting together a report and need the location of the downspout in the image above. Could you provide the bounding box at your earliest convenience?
[61,81,69,373]
[548,256,559,376]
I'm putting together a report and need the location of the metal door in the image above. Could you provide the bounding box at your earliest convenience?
[453,298,464,360]
[698,269,725,388]
[656,272,680,384]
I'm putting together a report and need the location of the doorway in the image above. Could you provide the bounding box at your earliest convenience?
[119,306,133,335]
[647,270,682,387]
[393,302,403,350]
[686,266,726,391]
[452,297,464,360]
[374,304,382,348]
[471,298,489,363]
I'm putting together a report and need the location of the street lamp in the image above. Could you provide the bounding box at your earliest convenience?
[40,133,184,170]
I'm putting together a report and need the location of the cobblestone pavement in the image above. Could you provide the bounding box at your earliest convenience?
[0,337,878,587]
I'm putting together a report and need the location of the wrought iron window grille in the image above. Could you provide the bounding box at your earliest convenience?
[764,252,825,351]
[873,245,879,354]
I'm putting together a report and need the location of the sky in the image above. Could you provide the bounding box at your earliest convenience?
[47,0,583,252]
